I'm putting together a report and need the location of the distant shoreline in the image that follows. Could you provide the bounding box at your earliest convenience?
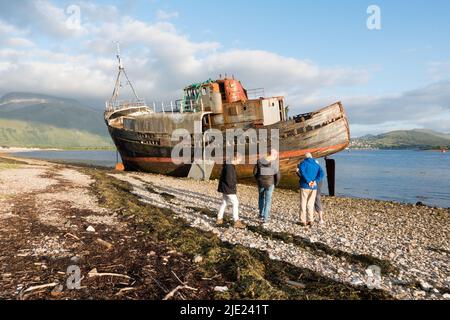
[349,147,448,152]
[0,146,115,153]
[0,146,62,153]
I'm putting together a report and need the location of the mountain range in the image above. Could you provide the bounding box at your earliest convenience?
[0,92,112,148]
[351,129,450,150]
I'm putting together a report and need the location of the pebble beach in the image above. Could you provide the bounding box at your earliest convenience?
[0,155,449,300]
[114,171,450,300]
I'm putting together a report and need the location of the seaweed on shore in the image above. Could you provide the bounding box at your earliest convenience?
[87,168,393,300]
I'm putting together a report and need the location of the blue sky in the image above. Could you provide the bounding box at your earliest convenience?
[129,0,450,92]
[0,0,449,136]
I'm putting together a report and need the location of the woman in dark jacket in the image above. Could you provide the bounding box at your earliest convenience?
[216,154,246,229]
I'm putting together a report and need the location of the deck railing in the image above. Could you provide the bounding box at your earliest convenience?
[106,98,208,114]
[247,88,266,99]
[106,99,147,112]
[149,99,203,113]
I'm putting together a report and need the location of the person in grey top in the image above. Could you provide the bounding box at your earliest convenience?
[253,149,281,224]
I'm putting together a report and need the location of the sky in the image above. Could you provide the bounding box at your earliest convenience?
[0,0,449,137]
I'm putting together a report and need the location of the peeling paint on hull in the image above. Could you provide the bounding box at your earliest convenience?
[105,102,350,186]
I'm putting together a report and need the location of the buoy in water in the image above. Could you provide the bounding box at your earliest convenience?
[115,163,125,171]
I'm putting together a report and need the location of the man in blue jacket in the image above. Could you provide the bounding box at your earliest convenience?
[297,153,325,227]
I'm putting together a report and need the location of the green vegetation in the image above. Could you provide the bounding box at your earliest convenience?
[0,92,112,149]
[0,157,27,170]
[86,168,393,300]
[351,129,450,150]
[0,119,112,149]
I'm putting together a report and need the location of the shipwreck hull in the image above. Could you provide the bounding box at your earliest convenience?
[106,102,350,186]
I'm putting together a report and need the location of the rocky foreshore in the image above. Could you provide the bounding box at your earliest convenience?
[112,172,449,300]
[0,155,448,300]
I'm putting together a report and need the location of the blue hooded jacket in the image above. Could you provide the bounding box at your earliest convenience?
[298,158,325,190]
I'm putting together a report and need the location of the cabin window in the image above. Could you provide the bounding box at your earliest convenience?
[278,100,284,120]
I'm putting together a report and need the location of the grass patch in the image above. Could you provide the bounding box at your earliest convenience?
[0,118,112,149]
[86,168,393,300]
[0,163,19,170]
[0,157,28,165]
[0,157,28,170]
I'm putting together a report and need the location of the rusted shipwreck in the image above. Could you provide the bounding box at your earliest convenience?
[104,50,350,184]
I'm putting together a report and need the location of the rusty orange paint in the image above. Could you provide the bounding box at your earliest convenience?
[278,143,349,159]
[216,78,248,103]
[122,156,173,163]
[115,163,125,171]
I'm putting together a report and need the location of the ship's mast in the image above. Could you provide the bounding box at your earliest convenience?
[109,42,140,104]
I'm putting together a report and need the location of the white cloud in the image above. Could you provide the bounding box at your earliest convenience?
[5,37,34,47]
[0,20,25,34]
[0,2,369,106]
[0,0,88,38]
[32,0,89,37]
[0,1,448,135]
[0,20,33,48]
[427,61,450,82]
[203,50,369,93]
[156,9,179,20]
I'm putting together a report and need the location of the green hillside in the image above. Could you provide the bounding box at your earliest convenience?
[351,129,450,149]
[0,119,112,149]
[0,102,108,137]
[410,129,450,140]
[0,92,113,148]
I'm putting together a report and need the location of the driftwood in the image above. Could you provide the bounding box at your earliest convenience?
[23,282,59,293]
[162,271,198,300]
[285,279,306,289]
[65,233,81,241]
[88,268,131,279]
[116,287,135,296]
[163,285,197,300]
[171,271,185,285]
[96,238,113,250]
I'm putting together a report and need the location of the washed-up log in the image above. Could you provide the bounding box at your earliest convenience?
[163,285,198,300]
[88,268,131,279]
[23,282,59,293]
